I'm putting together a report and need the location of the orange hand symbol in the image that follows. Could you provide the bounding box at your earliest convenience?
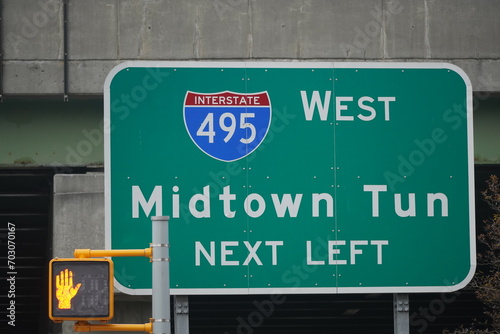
[55,269,81,309]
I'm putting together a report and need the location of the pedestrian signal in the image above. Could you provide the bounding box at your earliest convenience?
[48,258,114,321]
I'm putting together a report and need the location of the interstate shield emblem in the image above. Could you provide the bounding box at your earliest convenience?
[184,91,272,162]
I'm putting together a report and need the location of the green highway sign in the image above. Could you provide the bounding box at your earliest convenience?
[104,62,475,295]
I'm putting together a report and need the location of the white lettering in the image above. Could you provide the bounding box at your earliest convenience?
[308,239,389,265]
[243,241,262,265]
[427,193,449,217]
[370,240,389,264]
[132,185,162,218]
[301,90,331,121]
[271,194,303,217]
[189,186,211,218]
[378,96,396,120]
[195,241,215,266]
[357,96,376,121]
[244,193,266,218]
[336,96,354,121]
[328,240,347,265]
[312,193,334,217]
[350,240,368,264]
[172,186,179,218]
[306,240,325,265]
[219,186,236,218]
[364,184,387,217]
[300,92,396,122]
[221,241,239,266]
[395,193,416,217]
[265,241,284,265]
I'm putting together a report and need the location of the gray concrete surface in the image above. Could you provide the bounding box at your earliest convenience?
[53,173,105,257]
[3,0,500,94]
[53,173,153,334]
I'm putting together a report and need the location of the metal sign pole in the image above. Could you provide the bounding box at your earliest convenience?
[152,216,171,334]
[174,295,190,334]
[393,293,409,334]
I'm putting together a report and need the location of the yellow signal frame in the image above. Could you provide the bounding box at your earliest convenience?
[48,258,114,322]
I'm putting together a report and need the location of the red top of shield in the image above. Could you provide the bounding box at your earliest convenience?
[185,91,270,107]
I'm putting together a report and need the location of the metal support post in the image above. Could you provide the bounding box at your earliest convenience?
[152,216,171,334]
[393,293,409,334]
[174,295,189,334]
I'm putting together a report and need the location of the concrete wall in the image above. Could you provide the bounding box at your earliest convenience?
[53,173,105,258]
[3,0,500,94]
[53,173,151,334]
